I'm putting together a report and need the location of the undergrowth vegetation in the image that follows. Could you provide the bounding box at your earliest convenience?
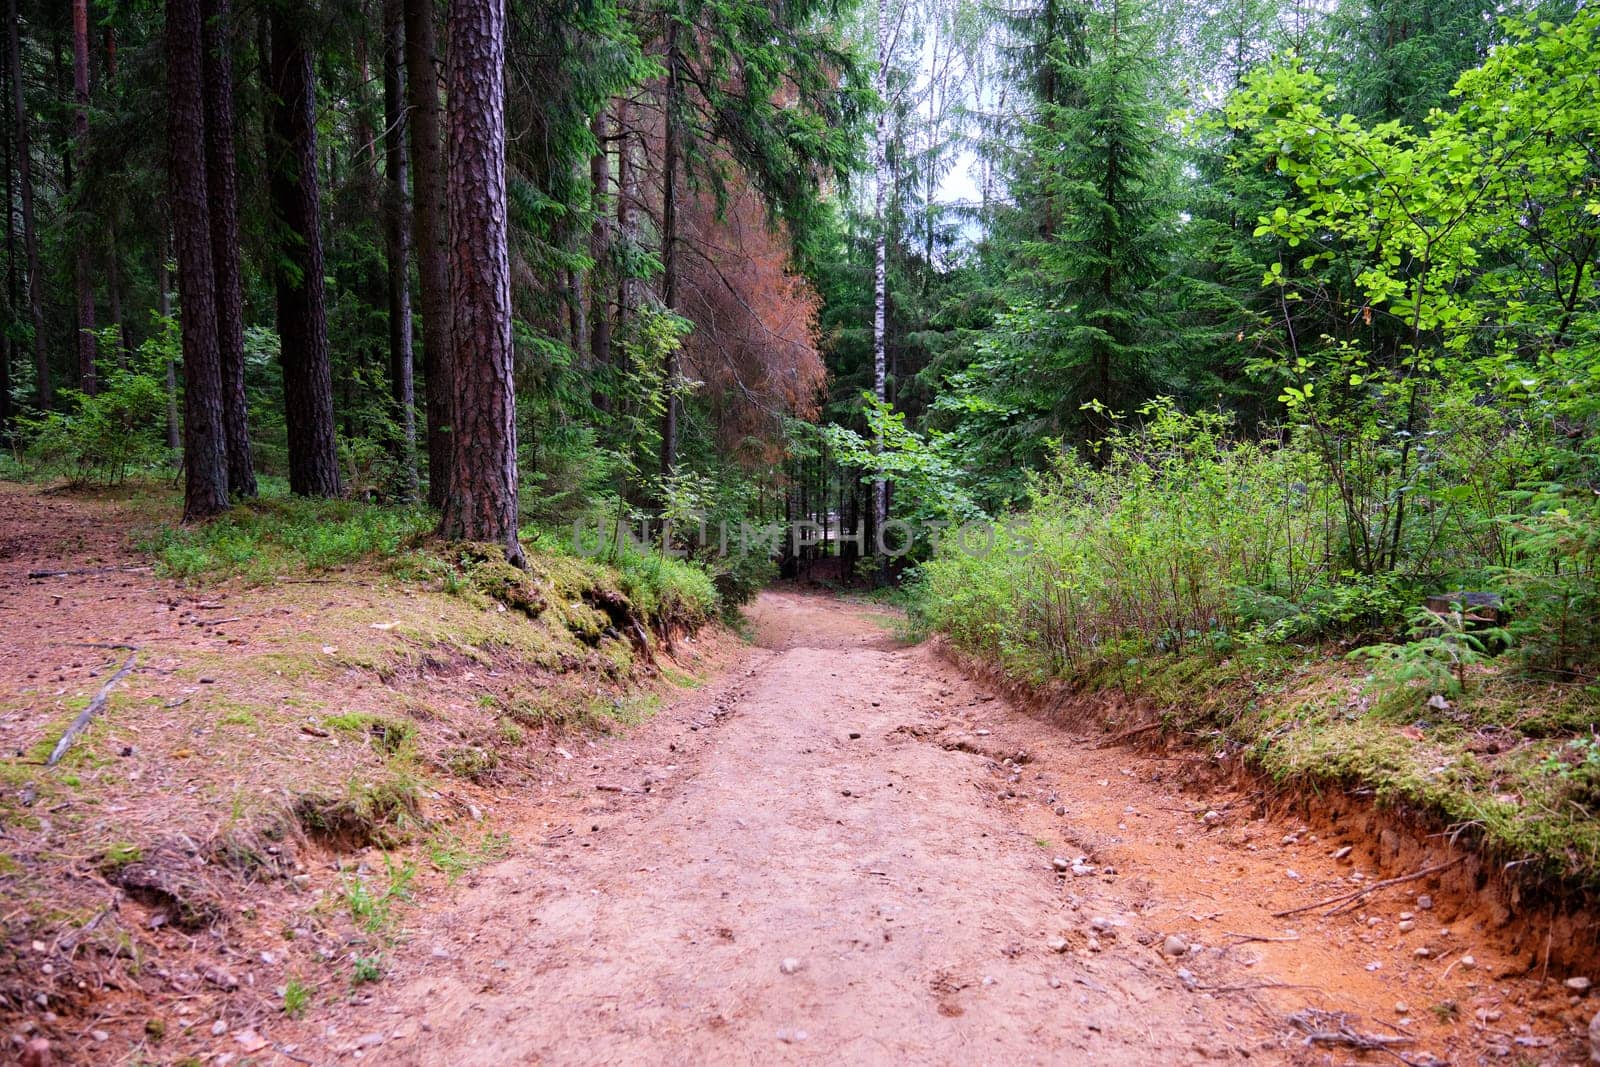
[127,486,723,635]
[919,403,1600,886]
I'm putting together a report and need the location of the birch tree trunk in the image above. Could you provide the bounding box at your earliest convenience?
[871,0,891,584]
[383,0,418,501]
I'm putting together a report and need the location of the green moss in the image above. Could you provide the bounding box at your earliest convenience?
[320,713,414,757]
[439,745,499,782]
[293,776,421,850]
[218,709,259,729]
[101,841,144,867]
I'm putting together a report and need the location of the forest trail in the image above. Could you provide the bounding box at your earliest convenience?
[306,591,1579,1065]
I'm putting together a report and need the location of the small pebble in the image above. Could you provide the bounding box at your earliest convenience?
[211,1020,228,1037]
[90,1030,109,1042]
[1414,947,1432,958]
[1565,976,1592,994]
[1417,895,1434,910]
[1285,869,1301,880]
[1394,1001,1410,1014]
[779,957,802,975]
[1398,921,1416,933]
[1046,937,1069,954]
[1162,935,1190,958]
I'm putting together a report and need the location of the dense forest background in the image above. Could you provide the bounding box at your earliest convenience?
[0,0,1596,679]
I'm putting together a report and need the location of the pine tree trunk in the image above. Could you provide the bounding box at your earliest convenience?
[404,0,452,510]
[658,22,682,484]
[107,259,126,367]
[107,220,129,367]
[616,99,637,345]
[871,0,890,585]
[383,0,417,501]
[203,0,256,497]
[8,0,48,410]
[267,9,342,498]
[588,108,611,377]
[1,30,12,439]
[158,243,179,452]
[72,0,97,395]
[167,0,230,521]
[439,0,522,565]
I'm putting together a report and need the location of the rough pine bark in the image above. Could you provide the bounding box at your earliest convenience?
[267,8,342,497]
[615,99,638,345]
[107,221,129,366]
[659,22,682,482]
[203,0,256,497]
[158,245,180,452]
[588,109,611,377]
[8,0,48,410]
[383,0,417,501]
[166,0,230,520]
[1,31,11,436]
[404,0,452,510]
[439,0,522,566]
[72,0,96,395]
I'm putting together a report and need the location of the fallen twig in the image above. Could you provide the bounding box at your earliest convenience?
[1272,858,1463,918]
[47,647,141,766]
[1197,981,1322,994]
[55,901,117,956]
[1290,1009,1415,1051]
[27,564,151,580]
[1224,931,1301,944]
[1100,721,1164,746]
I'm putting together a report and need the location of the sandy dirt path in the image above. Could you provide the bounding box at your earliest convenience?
[306,591,1582,1065]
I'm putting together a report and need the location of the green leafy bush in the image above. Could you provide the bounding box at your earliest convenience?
[19,324,174,485]
[919,402,1336,679]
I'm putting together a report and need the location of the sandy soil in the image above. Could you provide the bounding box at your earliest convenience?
[296,590,1589,1066]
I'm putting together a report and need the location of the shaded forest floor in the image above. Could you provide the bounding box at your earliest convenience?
[0,483,1593,1064]
[0,481,739,1064]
